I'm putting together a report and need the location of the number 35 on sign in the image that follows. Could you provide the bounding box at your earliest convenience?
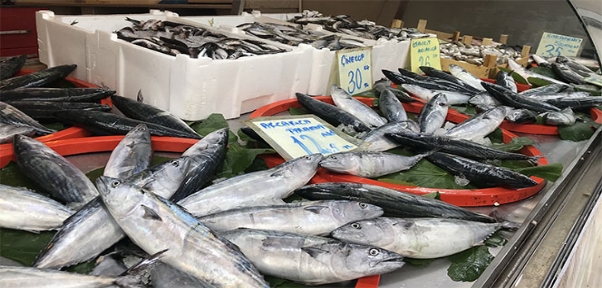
[336,47,373,95]
[410,37,442,73]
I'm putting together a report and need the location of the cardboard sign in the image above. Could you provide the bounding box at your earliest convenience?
[244,115,360,161]
[336,47,373,95]
[535,32,583,57]
[584,75,602,87]
[410,37,442,73]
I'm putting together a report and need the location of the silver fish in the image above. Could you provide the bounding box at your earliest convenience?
[378,88,407,122]
[103,124,152,179]
[401,84,471,105]
[360,121,420,152]
[517,83,567,97]
[418,93,449,135]
[0,184,73,232]
[0,123,35,144]
[197,200,383,236]
[496,70,517,93]
[178,154,323,217]
[444,106,507,141]
[151,262,213,288]
[0,266,135,288]
[96,176,269,287]
[448,64,486,91]
[508,59,569,86]
[541,108,576,126]
[331,217,504,259]
[0,101,55,135]
[505,108,538,124]
[330,85,387,128]
[319,151,429,178]
[220,229,405,285]
[468,92,502,108]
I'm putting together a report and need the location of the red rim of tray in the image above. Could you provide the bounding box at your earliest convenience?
[0,69,112,152]
[0,135,380,288]
[250,96,548,207]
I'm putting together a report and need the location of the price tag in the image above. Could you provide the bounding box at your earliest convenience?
[535,32,583,57]
[410,37,441,73]
[336,47,373,95]
[244,115,361,161]
[584,75,602,87]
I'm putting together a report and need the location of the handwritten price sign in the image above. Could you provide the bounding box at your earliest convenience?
[584,75,602,87]
[336,47,373,95]
[535,32,583,57]
[410,37,442,73]
[244,116,360,161]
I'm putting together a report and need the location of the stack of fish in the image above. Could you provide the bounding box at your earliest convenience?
[115,18,288,59]
[519,55,601,87]
[287,10,431,41]
[439,41,524,66]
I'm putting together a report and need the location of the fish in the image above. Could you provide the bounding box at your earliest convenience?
[448,64,486,91]
[34,157,192,269]
[391,69,477,95]
[13,134,98,208]
[110,95,199,136]
[0,265,137,288]
[541,108,577,126]
[401,84,472,105]
[0,184,73,232]
[468,92,502,108]
[0,64,77,90]
[0,123,36,143]
[0,55,27,80]
[551,62,585,84]
[151,262,213,288]
[420,66,468,87]
[482,81,561,113]
[330,85,387,128]
[179,153,323,217]
[103,124,153,179]
[544,96,602,109]
[359,120,420,152]
[523,91,589,101]
[443,106,507,141]
[52,110,202,139]
[197,200,383,236]
[319,151,430,178]
[508,59,569,86]
[331,217,507,259]
[517,83,568,97]
[496,70,518,92]
[0,101,56,135]
[505,108,538,124]
[4,101,112,122]
[531,54,552,68]
[96,176,270,287]
[220,228,405,285]
[373,79,415,102]
[426,152,539,188]
[295,92,370,134]
[0,88,115,102]
[378,88,407,122]
[294,182,496,222]
[555,55,596,76]
[418,93,449,135]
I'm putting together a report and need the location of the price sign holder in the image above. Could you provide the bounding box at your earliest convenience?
[334,47,373,95]
[410,37,442,73]
[535,32,583,57]
[244,115,363,161]
[584,75,602,87]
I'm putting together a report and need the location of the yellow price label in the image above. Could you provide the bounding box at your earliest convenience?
[535,32,583,57]
[336,47,373,95]
[410,37,441,73]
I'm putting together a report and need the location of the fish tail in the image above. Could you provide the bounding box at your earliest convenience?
[490,210,521,231]
[528,155,543,166]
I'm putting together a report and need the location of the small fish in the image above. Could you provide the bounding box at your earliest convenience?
[418,93,448,135]
[319,151,430,178]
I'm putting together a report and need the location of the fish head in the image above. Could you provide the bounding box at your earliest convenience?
[181,128,228,157]
[341,243,405,275]
[331,218,396,248]
[330,201,384,223]
[279,153,323,178]
[319,152,360,174]
[96,176,146,217]
[432,93,449,108]
[13,134,47,155]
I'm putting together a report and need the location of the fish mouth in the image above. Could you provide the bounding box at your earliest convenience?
[370,256,405,267]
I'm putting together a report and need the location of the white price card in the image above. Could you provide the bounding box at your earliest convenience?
[535,32,583,57]
[584,75,602,87]
[244,115,361,161]
[336,47,373,95]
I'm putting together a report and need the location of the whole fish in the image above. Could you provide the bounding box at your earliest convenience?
[0,265,139,288]
[373,79,415,102]
[448,64,486,91]
[556,55,596,76]
[0,55,27,80]
[96,176,270,287]
[220,229,405,285]
[401,84,471,105]
[418,93,449,135]
[331,217,507,259]
[330,85,386,128]
[360,120,420,152]
[531,54,552,68]
[551,62,585,84]
[34,156,192,269]
[508,59,568,86]
[13,134,98,207]
[444,106,507,141]
[0,88,115,102]
[378,88,407,122]
[398,68,479,94]
[319,151,430,178]
[420,66,468,87]
[53,110,202,139]
[295,92,370,134]
[523,91,589,101]
[294,182,495,222]
[110,95,199,136]
[0,101,55,135]
[0,184,73,232]
[197,200,383,236]
[544,96,602,109]
[505,108,538,124]
[0,123,35,143]
[178,153,323,217]
[427,152,539,188]
[482,82,561,113]
[4,101,112,121]
[541,108,577,126]
[0,64,77,90]
[468,92,502,108]
[386,130,539,162]
[496,70,517,92]
[385,70,475,95]
[517,83,567,97]
[103,124,153,179]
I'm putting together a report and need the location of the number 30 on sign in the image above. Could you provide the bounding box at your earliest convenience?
[336,47,373,95]
[410,37,442,73]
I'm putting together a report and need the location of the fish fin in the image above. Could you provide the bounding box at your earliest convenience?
[120,249,168,276]
[141,205,162,221]
[24,229,41,234]
[489,210,521,231]
[301,246,328,258]
[304,205,329,214]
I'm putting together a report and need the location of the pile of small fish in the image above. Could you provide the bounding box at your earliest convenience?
[287,10,431,41]
[524,55,601,86]
[294,82,541,189]
[440,41,524,66]
[236,21,366,50]
[115,18,288,59]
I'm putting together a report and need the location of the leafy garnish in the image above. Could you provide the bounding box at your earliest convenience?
[484,231,508,247]
[490,137,535,152]
[447,246,494,282]
[422,191,441,200]
[511,163,563,182]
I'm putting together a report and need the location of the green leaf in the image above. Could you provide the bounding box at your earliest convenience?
[0,228,56,266]
[511,163,563,182]
[404,257,434,266]
[451,105,477,116]
[217,143,274,178]
[528,66,556,79]
[447,246,494,282]
[422,191,441,200]
[289,107,308,115]
[490,137,535,152]
[499,67,528,84]
[378,156,478,189]
[487,128,503,144]
[558,121,600,142]
[264,276,307,288]
[190,113,229,137]
[526,77,552,87]
[0,162,47,194]
[484,231,508,247]
[66,261,97,274]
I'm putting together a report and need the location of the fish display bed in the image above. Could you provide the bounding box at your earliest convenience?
[0,69,110,166]
[250,96,548,207]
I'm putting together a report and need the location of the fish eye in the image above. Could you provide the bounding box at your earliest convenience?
[351,223,362,229]
[368,248,380,256]
[110,180,120,188]
[359,203,368,209]
[171,160,179,167]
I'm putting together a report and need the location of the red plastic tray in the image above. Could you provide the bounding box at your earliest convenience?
[250,96,547,207]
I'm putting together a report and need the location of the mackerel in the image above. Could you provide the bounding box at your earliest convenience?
[418,93,448,135]
[151,262,212,288]
[96,176,270,287]
[295,92,370,134]
[330,85,386,128]
[0,101,55,135]
[103,124,153,179]
[294,182,495,222]
[378,88,407,122]
[399,68,479,94]
[523,91,589,101]
[468,92,502,108]
[360,120,419,152]
[0,64,77,90]
[319,151,430,178]
[420,66,468,87]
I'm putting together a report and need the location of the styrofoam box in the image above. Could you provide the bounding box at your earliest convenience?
[181,11,410,96]
[36,10,313,121]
